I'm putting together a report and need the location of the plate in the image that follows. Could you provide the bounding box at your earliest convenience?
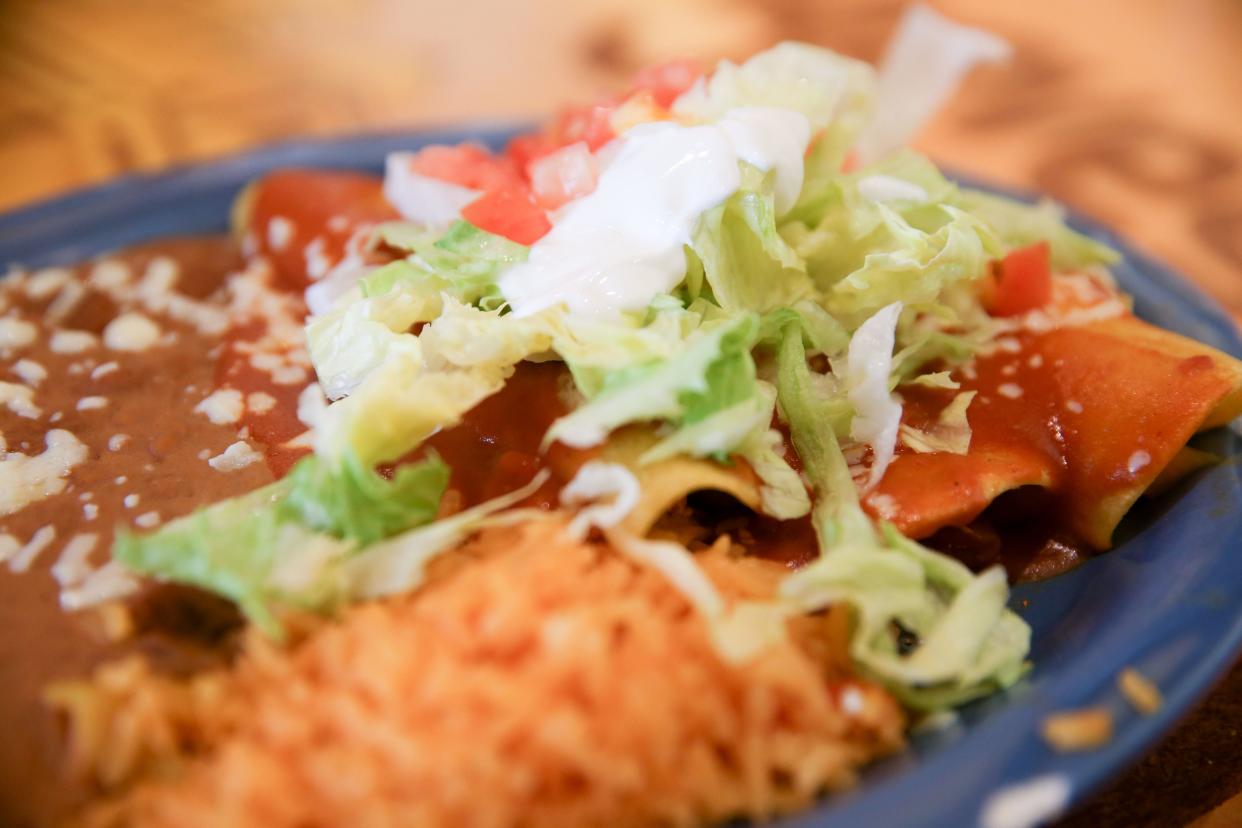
[2,127,1241,828]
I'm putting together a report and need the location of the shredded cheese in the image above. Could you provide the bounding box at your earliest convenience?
[208,441,263,471]
[0,317,37,349]
[103,312,162,351]
[0,429,89,516]
[49,329,98,354]
[194,388,245,425]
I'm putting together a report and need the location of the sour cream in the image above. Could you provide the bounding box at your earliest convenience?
[499,107,812,319]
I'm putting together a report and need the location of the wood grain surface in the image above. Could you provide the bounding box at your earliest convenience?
[1,0,1240,825]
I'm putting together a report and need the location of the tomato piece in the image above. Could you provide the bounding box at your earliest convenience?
[461,186,551,245]
[409,144,524,192]
[626,58,704,108]
[987,241,1053,317]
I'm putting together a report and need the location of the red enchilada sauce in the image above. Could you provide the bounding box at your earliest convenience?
[877,322,1236,579]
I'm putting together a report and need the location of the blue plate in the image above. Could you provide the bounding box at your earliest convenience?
[2,127,1240,828]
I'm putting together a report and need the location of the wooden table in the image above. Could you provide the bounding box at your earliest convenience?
[2,0,1240,824]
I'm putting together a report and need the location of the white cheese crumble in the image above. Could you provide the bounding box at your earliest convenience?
[50,329,98,354]
[0,317,37,349]
[1066,399,1083,414]
[1028,354,1044,369]
[268,215,295,251]
[0,381,41,418]
[13,358,47,386]
[0,534,18,565]
[88,260,131,291]
[103,311,162,351]
[304,237,332,280]
[59,560,140,611]
[249,351,308,385]
[90,361,119,380]
[123,494,140,508]
[208,441,263,471]
[108,434,129,452]
[24,267,72,300]
[0,429,89,516]
[979,774,1070,828]
[8,525,56,573]
[998,383,1024,399]
[1127,450,1151,475]
[46,281,86,322]
[83,503,99,520]
[76,395,108,411]
[247,391,278,414]
[297,383,328,429]
[134,511,162,529]
[51,533,98,588]
[194,388,245,425]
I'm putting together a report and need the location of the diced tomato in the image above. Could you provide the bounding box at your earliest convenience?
[626,58,704,108]
[506,58,702,174]
[461,186,551,245]
[986,241,1053,317]
[409,143,525,192]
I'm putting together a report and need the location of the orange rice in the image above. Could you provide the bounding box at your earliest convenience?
[67,519,904,828]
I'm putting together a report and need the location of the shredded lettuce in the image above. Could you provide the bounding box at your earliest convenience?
[845,302,904,490]
[899,390,975,455]
[281,453,449,545]
[690,164,816,313]
[951,189,1120,269]
[544,313,760,450]
[113,482,345,637]
[338,472,549,601]
[673,41,875,134]
[306,287,431,400]
[854,4,1012,164]
[364,220,526,310]
[774,320,1030,709]
[314,354,505,466]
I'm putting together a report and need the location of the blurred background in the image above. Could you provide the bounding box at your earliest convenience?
[1,0,1240,825]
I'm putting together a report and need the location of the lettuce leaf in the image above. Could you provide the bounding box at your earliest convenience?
[281,453,449,545]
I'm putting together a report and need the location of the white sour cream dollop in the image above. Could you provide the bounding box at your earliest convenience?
[499,107,811,319]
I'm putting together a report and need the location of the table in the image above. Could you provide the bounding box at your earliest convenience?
[2,0,1240,824]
